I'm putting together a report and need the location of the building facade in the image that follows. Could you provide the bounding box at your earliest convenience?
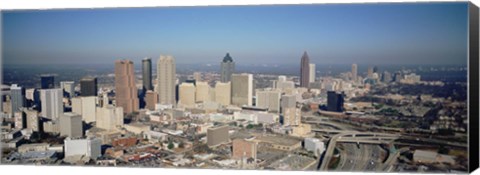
[220,53,235,83]
[231,74,253,106]
[157,55,176,105]
[114,60,139,114]
[300,51,310,88]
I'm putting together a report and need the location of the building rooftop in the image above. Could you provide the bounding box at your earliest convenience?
[254,135,302,146]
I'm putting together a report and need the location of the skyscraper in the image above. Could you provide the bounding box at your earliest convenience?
[309,63,316,83]
[157,55,176,105]
[327,91,344,112]
[300,51,310,88]
[80,77,98,96]
[96,105,124,131]
[214,82,231,106]
[40,74,55,89]
[142,58,153,91]
[60,81,75,98]
[351,64,358,81]
[220,53,235,82]
[195,81,211,103]
[178,82,196,107]
[145,90,158,110]
[59,112,83,138]
[114,60,139,114]
[367,67,374,78]
[10,84,25,113]
[231,73,253,106]
[40,88,63,120]
[256,89,281,113]
[281,94,299,126]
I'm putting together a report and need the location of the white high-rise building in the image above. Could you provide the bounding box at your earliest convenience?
[309,64,316,83]
[231,74,253,106]
[64,137,102,159]
[352,64,358,81]
[195,81,210,103]
[157,55,176,105]
[214,82,231,106]
[281,95,299,126]
[60,81,75,97]
[179,83,196,107]
[71,96,97,123]
[256,89,281,113]
[40,88,63,120]
[96,105,123,131]
[59,112,83,138]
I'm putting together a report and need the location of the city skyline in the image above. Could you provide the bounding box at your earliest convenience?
[2,2,469,65]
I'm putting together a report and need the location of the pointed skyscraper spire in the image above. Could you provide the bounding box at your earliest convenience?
[300,51,310,88]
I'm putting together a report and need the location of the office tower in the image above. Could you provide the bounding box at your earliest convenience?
[115,60,139,114]
[96,105,124,131]
[80,77,98,97]
[193,72,202,81]
[393,72,403,82]
[207,125,230,147]
[82,96,97,123]
[352,64,358,81]
[43,120,60,134]
[142,58,153,91]
[10,84,26,113]
[256,90,281,113]
[232,138,257,160]
[309,63,316,83]
[59,112,83,138]
[157,55,176,105]
[231,74,253,106]
[25,109,40,132]
[327,91,344,112]
[220,53,235,82]
[145,90,158,110]
[64,137,102,159]
[367,67,374,78]
[40,74,55,89]
[281,95,299,126]
[382,71,392,83]
[40,88,63,120]
[214,82,231,106]
[179,83,196,107]
[60,81,75,98]
[195,81,210,103]
[14,111,26,129]
[71,97,82,115]
[300,51,310,88]
[373,66,379,73]
[25,88,40,108]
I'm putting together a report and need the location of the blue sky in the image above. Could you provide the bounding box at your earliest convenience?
[2,2,469,65]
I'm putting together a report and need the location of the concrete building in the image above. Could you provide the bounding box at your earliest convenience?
[304,138,325,156]
[232,138,257,160]
[64,137,102,159]
[71,97,82,116]
[43,120,60,134]
[14,111,26,129]
[214,82,231,106]
[142,58,153,91]
[281,95,299,126]
[309,63,316,83]
[195,81,211,103]
[40,88,63,120]
[80,77,98,96]
[367,66,374,78]
[179,83,196,108]
[351,64,358,81]
[231,74,253,106]
[60,81,75,97]
[71,96,97,123]
[157,55,176,105]
[300,51,310,88]
[10,84,26,114]
[115,60,139,114]
[256,89,281,113]
[25,109,41,132]
[40,74,55,89]
[207,125,230,147]
[59,112,83,138]
[220,53,235,83]
[145,90,158,111]
[193,72,202,81]
[96,105,123,131]
[18,143,50,153]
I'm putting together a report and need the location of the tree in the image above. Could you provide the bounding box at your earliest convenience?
[168,142,174,150]
[246,124,254,129]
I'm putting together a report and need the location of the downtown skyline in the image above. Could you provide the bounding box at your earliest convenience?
[2,2,469,66]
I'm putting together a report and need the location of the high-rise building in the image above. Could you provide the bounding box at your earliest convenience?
[256,89,281,113]
[327,91,344,112]
[64,137,102,159]
[25,109,40,132]
[309,64,316,83]
[73,96,97,123]
[207,125,230,147]
[157,55,176,105]
[231,74,253,106]
[195,81,210,103]
[40,74,55,89]
[193,72,202,82]
[80,77,98,97]
[367,67,374,78]
[373,66,379,73]
[10,84,25,113]
[281,95,299,126]
[179,83,196,107]
[220,53,235,83]
[40,88,63,120]
[59,112,83,138]
[145,90,158,110]
[142,58,153,91]
[96,105,123,131]
[14,111,26,129]
[351,64,358,81]
[382,71,392,83]
[115,60,139,114]
[300,51,310,88]
[214,82,231,106]
[232,138,257,160]
[60,81,75,98]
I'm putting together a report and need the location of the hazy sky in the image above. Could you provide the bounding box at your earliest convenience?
[2,2,469,65]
